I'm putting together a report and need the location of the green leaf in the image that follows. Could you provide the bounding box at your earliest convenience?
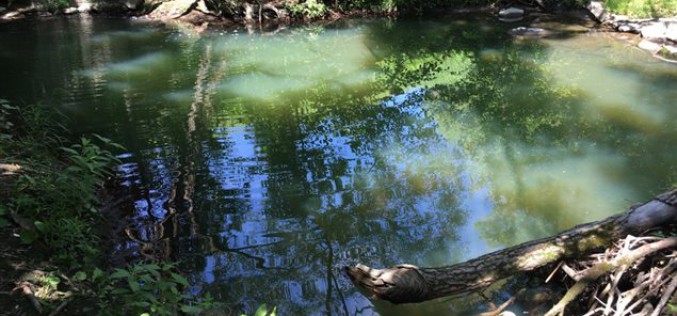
[127,278,140,292]
[60,147,79,155]
[73,271,87,282]
[45,275,60,287]
[170,272,189,286]
[92,268,104,281]
[19,229,38,244]
[180,305,203,314]
[254,304,268,316]
[92,133,111,144]
[34,221,48,233]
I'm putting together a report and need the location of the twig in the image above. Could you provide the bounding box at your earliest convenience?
[650,272,677,316]
[476,288,525,316]
[16,281,43,314]
[545,237,677,316]
[47,298,71,316]
[546,261,563,283]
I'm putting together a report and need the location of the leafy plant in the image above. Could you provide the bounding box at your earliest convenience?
[94,263,216,316]
[604,0,677,17]
[242,304,277,316]
[285,0,326,18]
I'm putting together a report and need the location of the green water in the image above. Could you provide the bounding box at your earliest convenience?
[1,15,676,315]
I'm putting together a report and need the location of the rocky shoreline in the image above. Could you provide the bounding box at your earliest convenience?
[1,1,676,62]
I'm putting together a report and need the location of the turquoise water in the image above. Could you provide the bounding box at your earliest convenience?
[1,15,675,315]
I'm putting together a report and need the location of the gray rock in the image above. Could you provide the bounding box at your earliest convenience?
[499,7,524,18]
[641,23,667,40]
[63,7,78,14]
[0,6,6,13]
[667,23,677,42]
[78,3,93,12]
[499,16,524,23]
[508,27,551,38]
[638,39,662,52]
[617,24,637,33]
[124,0,142,10]
[587,1,606,20]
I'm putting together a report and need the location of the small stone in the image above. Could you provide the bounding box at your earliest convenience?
[0,6,7,13]
[499,7,524,18]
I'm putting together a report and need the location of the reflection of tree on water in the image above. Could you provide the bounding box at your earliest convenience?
[68,18,677,315]
[97,32,470,315]
[371,19,676,251]
[190,87,468,314]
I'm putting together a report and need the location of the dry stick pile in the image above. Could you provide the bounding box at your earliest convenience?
[544,234,677,316]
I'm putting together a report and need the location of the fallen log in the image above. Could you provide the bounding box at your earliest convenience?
[345,189,677,304]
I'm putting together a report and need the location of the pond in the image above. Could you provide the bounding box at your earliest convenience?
[1,14,676,315]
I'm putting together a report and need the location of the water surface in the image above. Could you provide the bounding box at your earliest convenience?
[1,15,675,315]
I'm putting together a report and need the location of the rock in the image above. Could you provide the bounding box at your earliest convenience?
[499,7,524,18]
[508,27,551,38]
[124,0,143,10]
[638,39,662,52]
[499,16,524,23]
[78,3,93,13]
[149,0,196,19]
[587,1,606,20]
[667,23,677,42]
[641,23,667,40]
[617,24,637,33]
[0,6,6,13]
[63,7,78,14]
[657,45,677,60]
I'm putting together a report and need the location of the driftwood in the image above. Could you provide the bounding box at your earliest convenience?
[345,189,677,304]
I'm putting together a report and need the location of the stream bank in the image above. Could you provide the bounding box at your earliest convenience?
[2,0,677,62]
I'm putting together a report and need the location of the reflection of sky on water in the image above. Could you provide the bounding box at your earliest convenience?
[4,15,675,315]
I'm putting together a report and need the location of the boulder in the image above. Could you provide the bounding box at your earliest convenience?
[641,23,667,41]
[499,7,524,18]
[63,7,79,14]
[149,0,196,19]
[77,2,93,13]
[508,27,551,39]
[617,23,637,33]
[638,39,662,52]
[667,23,677,42]
[586,1,606,21]
[657,45,677,60]
[124,0,143,10]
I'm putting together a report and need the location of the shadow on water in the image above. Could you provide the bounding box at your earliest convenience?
[1,14,676,315]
